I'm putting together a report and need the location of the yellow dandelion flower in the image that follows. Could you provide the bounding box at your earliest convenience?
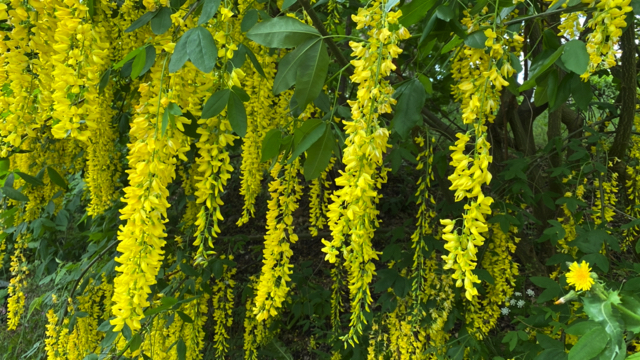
[566,261,595,291]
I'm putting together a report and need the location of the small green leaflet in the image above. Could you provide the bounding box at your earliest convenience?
[227,92,247,137]
[561,40,589,75]
[129,333,143,352]
[261,129,282,162]
[98,68,111,93]
[465,30,488,49]
[114,45,148,69]
[124,11,158,33]
[520,45,565,91]
[247,16,320,48]
[177,339,186,360]
[3,187,28,201]
[16,171,44,186]
[435,5,454,21]
[273,38,319,95]
[47,167,69,191]
[130,48,147,79]
[169,30,192,73]
[567,326,608,360]
[290,121,326,162]
[202,89,230,119]
[151,7,172,35]
[198,0,221,25]
[176,310,194,323]
[187,27,217,73]
[241,9,259,32]
[304,126,334,180]
[294,40,329,110]
[399,0,436,26]
[393,78,426,139]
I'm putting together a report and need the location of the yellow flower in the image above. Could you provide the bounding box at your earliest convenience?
[566,261,595,291]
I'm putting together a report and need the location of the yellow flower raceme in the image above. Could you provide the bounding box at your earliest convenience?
[212,256,236,358]
[321,0,410,345]
[110,66,190,333]
[441,11,522,301]
[253,159,303,321]
[566,261,595,291]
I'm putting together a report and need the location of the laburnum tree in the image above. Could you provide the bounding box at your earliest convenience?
[3,0,640,358]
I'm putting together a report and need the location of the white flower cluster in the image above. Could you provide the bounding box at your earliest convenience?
[501,290,535,316]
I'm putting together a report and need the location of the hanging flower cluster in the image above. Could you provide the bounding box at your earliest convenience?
[321,0,410,344]
[581,0,633,77]
[441,11,522,301]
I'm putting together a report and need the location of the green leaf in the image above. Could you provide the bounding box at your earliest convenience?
[114,46,147,69]
[130,48,147,79]
[202,89,230,119]
[566,320,600,336]
[568,326,608,360]
[417,73,433,94]
[261,129,283,162]
[125,11,157,33]
[246,16,320,48]
[294,40,329,110]
[82,354,99,360]
[273,38,319,95]
[550,72,573,112]
[180,262,198,276]
[227,92,247,137]
[160,296,179,307]
[571,75,592,111]
[581,253,609,273]
[187,27,217,73]
[161,110,170,137]
[303,125,334,180]
[537,332,563,350]
[441,36,464,54]
[530,276,563,303]
[2,187,28,202]
[393,78,426,139]
[519,45,564,91]
[583,295,625,360]
[16,171,44,186]
[231,86,250,102]
[151,7,172,35]
[619,294,640,333]
[281,0,297,10]
[241,9,259,32]
[561,40,589,75]
[99,68,111,93]
[419,14,438,44]
[464,30,487,49]
[435,5,454,21]
[473,268,495,285]
[129,333,143,352]
[536,349,567,360]
[143,303,173,317]
[140,46,156,77]
[399,0,436,26]
[241,44,265,77]
[385,0,400,12]
[176,310,194,323]
[291,122,326,162]
[198,0,221,25]
[167,102,182,116]
[177,339,186,360]
[169,31,192,73]
[47,167,69,191]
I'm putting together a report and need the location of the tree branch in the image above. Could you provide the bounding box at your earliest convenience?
[298,0,351,74]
